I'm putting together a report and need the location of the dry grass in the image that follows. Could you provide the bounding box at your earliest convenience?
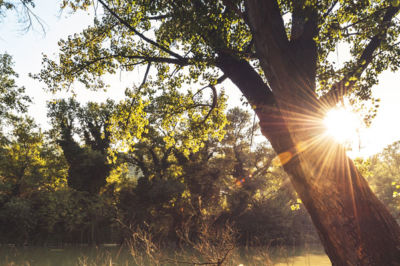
[0,223,327,265]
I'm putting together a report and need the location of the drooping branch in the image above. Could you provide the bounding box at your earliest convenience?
[320,5,400,108]
[192,74,227,124]
[193,75,227,98]
[18,0,46,33]
[97,0,185,60]
[201,84,218,123]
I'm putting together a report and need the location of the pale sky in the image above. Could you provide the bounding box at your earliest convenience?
[0,1,399,157]
[0,2,128,127]
[359,71,400,156]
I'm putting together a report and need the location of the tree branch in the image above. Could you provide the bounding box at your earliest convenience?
[201,84,218,123]
[340,6,388,31]
[215,52,297,155]
[125,62,151,127]
[320,5,400,107]
[216,52,276,108]
[193,75,227,98]
[121,54,189,66]
[97,0,185,60]
[245,0,291,94]
[64,53,189,81]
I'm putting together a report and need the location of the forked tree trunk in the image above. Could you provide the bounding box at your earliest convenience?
[223,1,400,264]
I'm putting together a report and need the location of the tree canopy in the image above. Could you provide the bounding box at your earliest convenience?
[37,1,400,108]
[0,54,30,122]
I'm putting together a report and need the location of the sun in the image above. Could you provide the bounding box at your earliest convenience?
[323,108,362,144]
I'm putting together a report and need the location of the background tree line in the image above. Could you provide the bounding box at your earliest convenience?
[1,52,400,248]
[0,52,317,246]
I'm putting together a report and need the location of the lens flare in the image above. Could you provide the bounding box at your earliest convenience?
[323,108,361,143]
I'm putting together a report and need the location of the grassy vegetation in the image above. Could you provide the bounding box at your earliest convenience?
[0,245,329,266]
[0,223,329,266]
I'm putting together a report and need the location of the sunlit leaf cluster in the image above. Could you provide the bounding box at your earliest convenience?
[109,86,227,159]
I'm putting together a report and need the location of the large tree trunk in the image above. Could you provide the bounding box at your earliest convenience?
[227,1,400,264]
[284,144,400,265]
[216,49,400,265]
[276,79,400,264]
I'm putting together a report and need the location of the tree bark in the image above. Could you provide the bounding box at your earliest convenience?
[222,55,400,265]
[217,2,400,264]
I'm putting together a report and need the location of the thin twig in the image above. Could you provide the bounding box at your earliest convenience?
[125,62,151,127]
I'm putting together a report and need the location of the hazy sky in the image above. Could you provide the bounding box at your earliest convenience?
[1,1,399,157]
[0,2,127,127]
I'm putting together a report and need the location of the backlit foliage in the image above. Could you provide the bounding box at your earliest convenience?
[34,1,400,124]
[109,87,227,160]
